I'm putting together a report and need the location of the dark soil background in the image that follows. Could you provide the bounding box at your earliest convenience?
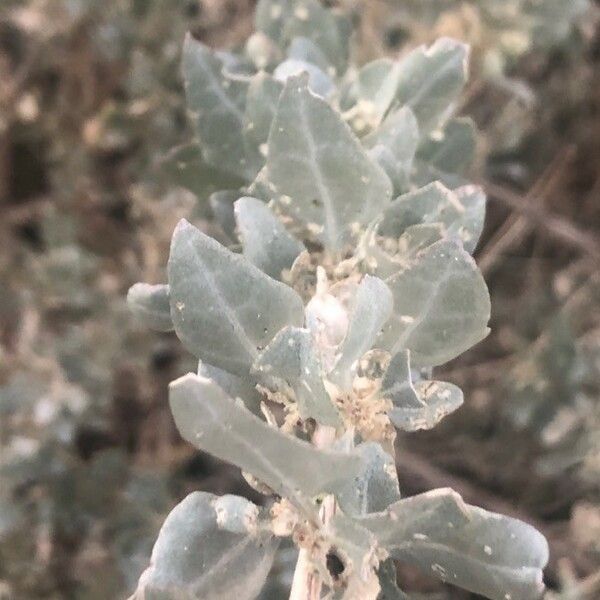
[0,1,599,598]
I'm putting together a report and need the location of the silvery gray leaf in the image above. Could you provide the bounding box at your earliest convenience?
[379,182,486,255]
[274,58,335,98]
[355,58,402,125]
[359,488,549,600]
[377,560,407,600]
[398,223,446,259]
[359,220,444,281]
[287,37,332,73]
[168,220,304,376]
[252,326,340,426]
[243,73,283,162]
[169,374,362,509]
[393,38,468,133]
[209,190,239,242]
[130,492,277,600]
[417,117,477,175]
[331,275,393,389]
[451,185,486,253]
[159,144,244,213]
[254,0,296,47]
[381,351,463,432]
[336,442,401,517]
[267,76,392,251]
[378,240,490,367]
[127,283,173,332]
[363,107,420,193]
[183,35,260,180]
[255,0,350,74]
[198,360,263,415]
[235,197,305,280]
[368,145,409,198]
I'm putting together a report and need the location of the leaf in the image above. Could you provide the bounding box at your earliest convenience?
[379,182,486,255]
[451,185,487,254]
[252,326,340,426]
[209,190,239,242]
[243,73,283,162]
[168,219,304,376]
[274,58,335,98]
[380,351,463,431]
[336,442,401,517]
[359,488,549,600]
[355,58,401,125]
[198,360,263,415]
[130,492,278,600]
[394,38,469,133]
[377,559,407,600]
[266,76,392,251]
[378,240,490,367]
[254,0,296,47]
[158,144,244,212]
[234,197,305,280]
[330,276,393,389]
[417,117,477,175]
[359,220,445,281]
[255,0,351,74]
[183,35,260,180]
[287,36,332,73]
[283,1,350,74]
[169,374,363,509]
[363,107,420,194]
[127,283,173,332]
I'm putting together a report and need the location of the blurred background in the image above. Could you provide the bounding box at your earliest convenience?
[0,1,599,598]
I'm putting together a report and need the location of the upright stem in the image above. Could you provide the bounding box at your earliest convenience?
[289,425,337,600]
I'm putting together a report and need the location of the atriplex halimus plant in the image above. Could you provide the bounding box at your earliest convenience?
[127,1,549,599]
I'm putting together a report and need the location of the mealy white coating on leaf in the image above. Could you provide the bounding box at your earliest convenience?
[235,196,305,280]
[252,326,340,426]
[169,373,362,509]
[168,219,304,376]
[330,275,393,390]
[130,492,277,600]
[266,75,392,251]
[358,488,549,600]
[127,283,173,332]
[378,239,491,367]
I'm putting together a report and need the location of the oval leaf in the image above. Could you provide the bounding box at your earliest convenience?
[169,374,362,509]
[168,219,304,376]
[127,283,174,332]
[235,197,305,280]
[378,240,491,367]
[266,76,392,251]
[359,488,549,600]
[131,492,277,600]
